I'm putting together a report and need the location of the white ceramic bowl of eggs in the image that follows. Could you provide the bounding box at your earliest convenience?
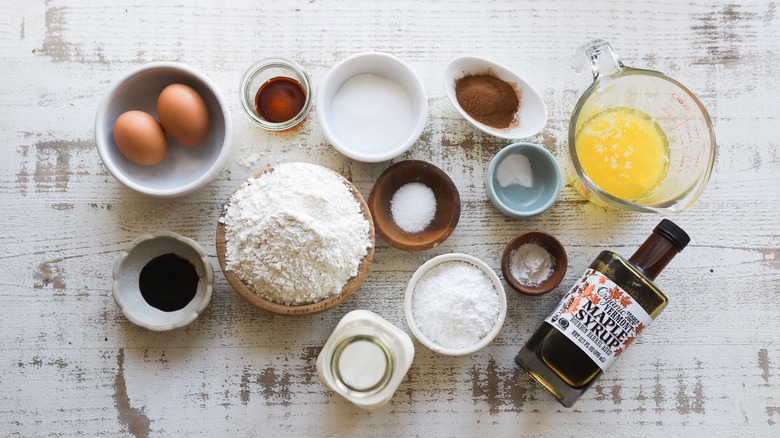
[95,62,232,197]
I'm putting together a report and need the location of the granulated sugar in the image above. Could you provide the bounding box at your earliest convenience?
[330,73,414,154]
[411,260,500,349]
[221,163,372,305]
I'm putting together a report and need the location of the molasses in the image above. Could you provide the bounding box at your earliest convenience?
[139,253,198,312]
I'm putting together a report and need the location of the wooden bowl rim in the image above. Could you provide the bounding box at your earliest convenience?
[216,163,375,316]
[500,230,567,296]
[368,160,461,252]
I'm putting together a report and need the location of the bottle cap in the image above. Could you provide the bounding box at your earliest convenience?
[654,219,690,252]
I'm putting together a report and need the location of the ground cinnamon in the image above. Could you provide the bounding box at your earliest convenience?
[455,74,520,129]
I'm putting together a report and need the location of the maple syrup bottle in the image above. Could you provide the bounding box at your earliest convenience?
[515,219,689,407]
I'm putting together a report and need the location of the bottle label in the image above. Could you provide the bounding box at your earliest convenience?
[544,268,652,372]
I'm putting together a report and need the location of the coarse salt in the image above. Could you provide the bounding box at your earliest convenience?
[411,260,500,349]
[496,153,533,188]
[390,182,436,233]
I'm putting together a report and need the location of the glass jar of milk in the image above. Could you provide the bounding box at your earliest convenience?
[316,310,414,409]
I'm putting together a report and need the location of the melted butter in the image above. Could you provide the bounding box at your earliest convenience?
[575,108,669,201]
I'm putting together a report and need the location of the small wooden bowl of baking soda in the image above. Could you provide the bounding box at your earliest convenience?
[501,230,567,296]
[368,160,460,252]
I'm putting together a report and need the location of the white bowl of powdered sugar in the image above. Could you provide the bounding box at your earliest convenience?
[404,253,507,355]
[217,162,375,316]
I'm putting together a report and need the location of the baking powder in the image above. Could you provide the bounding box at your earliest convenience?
[411,261,500,349]
[221,163,372,305]
[509,243,554,286]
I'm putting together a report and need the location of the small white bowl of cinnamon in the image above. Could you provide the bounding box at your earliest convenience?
[443,56,547,139]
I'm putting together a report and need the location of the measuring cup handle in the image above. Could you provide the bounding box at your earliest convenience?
[573,39,624,80]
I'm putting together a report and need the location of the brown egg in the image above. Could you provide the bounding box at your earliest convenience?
[157,84,210,147]
[113,110,168,165]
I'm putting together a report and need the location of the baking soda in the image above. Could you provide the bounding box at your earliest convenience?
[331,73,414,154]
[390,182,436,233]
[496,153,533,188]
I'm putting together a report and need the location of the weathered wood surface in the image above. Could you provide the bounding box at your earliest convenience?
[1,1,778,436]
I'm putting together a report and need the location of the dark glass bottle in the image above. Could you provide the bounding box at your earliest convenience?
[514,219,690,407]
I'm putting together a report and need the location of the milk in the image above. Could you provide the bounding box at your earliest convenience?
[316,310,414,409]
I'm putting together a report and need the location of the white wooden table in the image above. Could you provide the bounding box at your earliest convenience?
[2,1,778,436]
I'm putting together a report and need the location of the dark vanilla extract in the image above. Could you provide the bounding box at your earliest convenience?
[139,253,198,312]
[514,219,690,407]
[255,77,306,123]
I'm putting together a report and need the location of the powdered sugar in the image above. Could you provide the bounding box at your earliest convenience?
[221,163,372,305]
[411,260,500,349]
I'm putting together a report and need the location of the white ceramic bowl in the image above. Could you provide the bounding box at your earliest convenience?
[404,253,507,356]
[113,231,214,331]
[443,56,547,139]
[95,62,232,197]
[318,52,428,162]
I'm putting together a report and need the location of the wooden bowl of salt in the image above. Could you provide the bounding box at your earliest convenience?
[368,160,460,252]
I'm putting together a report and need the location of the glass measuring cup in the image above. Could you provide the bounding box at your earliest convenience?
[567,40,716,213]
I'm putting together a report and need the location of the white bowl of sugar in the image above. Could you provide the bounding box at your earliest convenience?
[404,253,507,356]
[318,52,428,162]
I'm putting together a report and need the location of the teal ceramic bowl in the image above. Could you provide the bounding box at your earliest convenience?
[486,143,562,218]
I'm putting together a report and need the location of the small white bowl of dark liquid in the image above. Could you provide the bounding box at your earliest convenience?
[112,231,213,331]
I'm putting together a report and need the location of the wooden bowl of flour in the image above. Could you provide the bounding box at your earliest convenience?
[216,163,375,316]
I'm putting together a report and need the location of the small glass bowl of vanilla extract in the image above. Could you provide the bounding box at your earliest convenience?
[239,58,313,131]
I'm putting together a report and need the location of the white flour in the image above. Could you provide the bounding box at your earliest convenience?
[411,261,499,349]
[221,163,372,305]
